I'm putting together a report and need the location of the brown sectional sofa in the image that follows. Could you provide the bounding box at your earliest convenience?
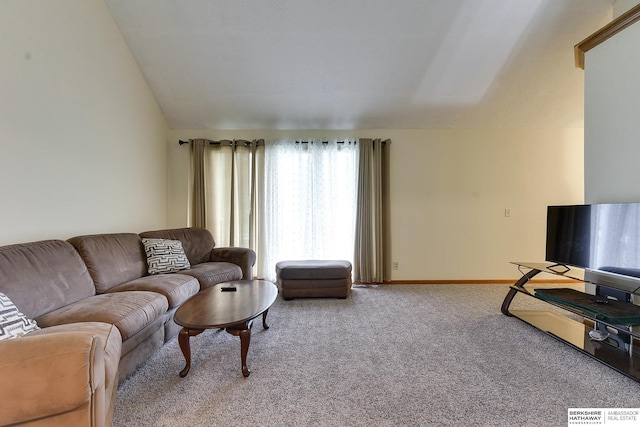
[0,227,255,427]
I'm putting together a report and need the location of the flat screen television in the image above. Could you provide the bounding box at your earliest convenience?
[546,203,640,294]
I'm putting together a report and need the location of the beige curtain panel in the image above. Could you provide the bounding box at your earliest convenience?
[189,139,207,228]
[189,138,264,249]
[353,138,391,284]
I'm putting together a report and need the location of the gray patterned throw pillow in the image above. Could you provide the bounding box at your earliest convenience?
[142,238,191,274]
[0,292,40,340]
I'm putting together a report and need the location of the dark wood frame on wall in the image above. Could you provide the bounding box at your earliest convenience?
[574,4,640,69]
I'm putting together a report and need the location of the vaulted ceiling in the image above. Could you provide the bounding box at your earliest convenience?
[104,0,613,130]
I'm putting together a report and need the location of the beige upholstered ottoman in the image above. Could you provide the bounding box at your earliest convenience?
[275,260,352,299]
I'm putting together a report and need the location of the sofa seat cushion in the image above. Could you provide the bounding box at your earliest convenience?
[107,274,199,308]
[182,262,243,289]
[35,291,168,341]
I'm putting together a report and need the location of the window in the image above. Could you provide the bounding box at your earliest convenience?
[257,140,358,281]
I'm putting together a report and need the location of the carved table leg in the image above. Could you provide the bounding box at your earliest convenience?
[239,328,252,377]
[178,328,204,377]
[226,320,253,377]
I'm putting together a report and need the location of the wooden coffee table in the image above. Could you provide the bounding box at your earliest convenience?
[174,279,278,377]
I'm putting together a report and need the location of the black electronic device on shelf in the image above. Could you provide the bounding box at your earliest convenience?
[546,202,640,295]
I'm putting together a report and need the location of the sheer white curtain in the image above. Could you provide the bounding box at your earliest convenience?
[257,139,358,281]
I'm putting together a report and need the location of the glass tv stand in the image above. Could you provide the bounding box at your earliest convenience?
[502,262,640,383]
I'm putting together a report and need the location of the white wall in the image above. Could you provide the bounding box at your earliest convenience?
[584,20,640,203]
[168,128,584,281]
[0,0,169,245]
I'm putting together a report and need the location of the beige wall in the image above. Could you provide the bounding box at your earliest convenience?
[0,0,586,281]
[0,0,169,245]
[168,128,584,281]
[614,0,640,17]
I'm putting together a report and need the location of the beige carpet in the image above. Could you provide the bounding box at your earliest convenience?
[113,284,639,426]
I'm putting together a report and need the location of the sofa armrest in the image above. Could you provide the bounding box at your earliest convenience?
[0,331,107,427]
[211,247,256,279]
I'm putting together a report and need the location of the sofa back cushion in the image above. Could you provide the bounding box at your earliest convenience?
[68,233,147,293]
[139,227,214,266]
[0,240,95,319]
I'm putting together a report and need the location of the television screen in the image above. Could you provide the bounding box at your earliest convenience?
[546,204,593,269]
[546,203,640,293]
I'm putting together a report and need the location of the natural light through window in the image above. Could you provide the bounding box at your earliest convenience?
[259,140,358,281]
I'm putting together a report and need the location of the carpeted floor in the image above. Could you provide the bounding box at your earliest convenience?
[113,284,639,426]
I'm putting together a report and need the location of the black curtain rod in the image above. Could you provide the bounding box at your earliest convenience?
[295,140,349,144]
[179,139,385,146]
[178,139,264,146]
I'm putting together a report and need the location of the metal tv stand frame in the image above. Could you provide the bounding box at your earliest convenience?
[502,262,640,383]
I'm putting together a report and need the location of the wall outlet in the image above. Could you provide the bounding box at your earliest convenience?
[392,261,399,270]
[504,208,511,217]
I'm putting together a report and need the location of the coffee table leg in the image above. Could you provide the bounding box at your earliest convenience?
[227,320,253,377]
[178,328,204,377]
[262,309,270,329]
[240,328,251,377]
